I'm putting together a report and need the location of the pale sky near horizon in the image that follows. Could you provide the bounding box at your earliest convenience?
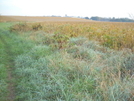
[0,0,134,18]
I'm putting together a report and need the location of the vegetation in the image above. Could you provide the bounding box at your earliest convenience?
[0,22,34,100]
[90,16,134,22]
[13,31,134,101]
[0,19,134,101]
[0,33,8,101]
[10,22,134,51]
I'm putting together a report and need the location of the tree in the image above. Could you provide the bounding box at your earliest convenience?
[90,16,134,22]
[84,17,89,19]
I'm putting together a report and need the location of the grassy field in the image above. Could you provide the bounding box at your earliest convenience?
[0,16,134,101]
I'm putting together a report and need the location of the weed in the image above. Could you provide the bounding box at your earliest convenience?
[32,23,42,31]
[9,23,31,32]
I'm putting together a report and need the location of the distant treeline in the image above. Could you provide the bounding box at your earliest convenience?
[85,16,134,22]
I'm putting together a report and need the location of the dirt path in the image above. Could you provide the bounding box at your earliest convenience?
[0,32,15,101]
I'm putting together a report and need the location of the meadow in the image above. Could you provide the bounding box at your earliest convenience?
[0,16,134,101]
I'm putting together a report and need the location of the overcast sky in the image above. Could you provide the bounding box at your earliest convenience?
[0,0,134,18]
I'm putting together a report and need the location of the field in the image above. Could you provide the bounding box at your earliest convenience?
[0,16,92,22]
[28,21,134,50]
[0,16,134,101]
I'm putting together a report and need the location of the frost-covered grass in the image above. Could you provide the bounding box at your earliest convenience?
[14,31,134,101]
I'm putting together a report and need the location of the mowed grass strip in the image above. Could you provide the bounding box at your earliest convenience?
[0,35,8,101]
[0,22,34,101]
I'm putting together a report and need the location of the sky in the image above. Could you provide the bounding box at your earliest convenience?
[0,0,134,18]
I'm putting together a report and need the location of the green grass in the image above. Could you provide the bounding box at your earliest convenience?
[0,56,8,101]
[0,26,10,100]
[14,31,134,101]
[0,22,134,101]
[0,22,34,101]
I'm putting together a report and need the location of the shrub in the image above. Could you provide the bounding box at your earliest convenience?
[42,32,70,49]
[10,23,31,32]
[32,24,42,31]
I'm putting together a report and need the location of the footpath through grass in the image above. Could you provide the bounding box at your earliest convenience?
[0,22,33,101]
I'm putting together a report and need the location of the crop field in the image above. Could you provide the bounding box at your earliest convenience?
[39,22,134,50]
[10,21,134,51]
[0,16,92,22]
[0,16,134,101]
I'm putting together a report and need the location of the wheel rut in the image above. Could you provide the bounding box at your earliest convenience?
[0,32,16,101]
